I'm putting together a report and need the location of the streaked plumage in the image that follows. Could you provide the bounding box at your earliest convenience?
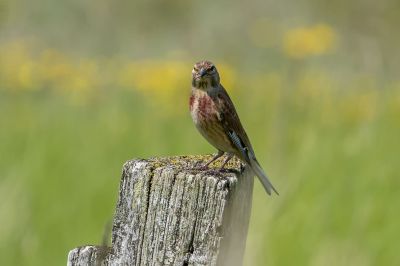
[190,60,278,195]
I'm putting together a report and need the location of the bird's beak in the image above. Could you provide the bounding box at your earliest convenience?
[199,68,207,78]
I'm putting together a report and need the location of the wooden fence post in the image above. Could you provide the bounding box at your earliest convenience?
[67,155,254,266]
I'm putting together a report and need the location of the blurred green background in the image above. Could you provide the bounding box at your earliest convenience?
[1,0,399,265]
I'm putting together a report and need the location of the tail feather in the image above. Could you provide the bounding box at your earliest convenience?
[249,158,279,196]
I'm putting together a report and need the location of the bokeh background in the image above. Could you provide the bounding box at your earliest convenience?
[1,0,399,265]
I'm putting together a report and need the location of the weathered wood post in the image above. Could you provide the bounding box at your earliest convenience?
[68,155,254,266]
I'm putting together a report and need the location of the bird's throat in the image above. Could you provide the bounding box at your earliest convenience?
[192,76,219,90]
[192,80,210,90]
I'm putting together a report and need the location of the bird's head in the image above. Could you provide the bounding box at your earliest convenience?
[192,60,220,90]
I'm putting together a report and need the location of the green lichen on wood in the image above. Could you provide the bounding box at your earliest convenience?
[144,154,243,173]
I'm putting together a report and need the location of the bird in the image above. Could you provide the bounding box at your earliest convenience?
[189,60,278,195]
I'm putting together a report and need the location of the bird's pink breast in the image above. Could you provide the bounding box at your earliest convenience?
[191,93,214,120]
[198,95,213,115]
[190,91,234,152]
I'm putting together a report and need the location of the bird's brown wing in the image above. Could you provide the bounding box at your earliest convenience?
[214,84,255,162]
[215,84,278,195]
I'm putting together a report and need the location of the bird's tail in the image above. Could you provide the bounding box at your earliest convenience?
[248,158,279,196]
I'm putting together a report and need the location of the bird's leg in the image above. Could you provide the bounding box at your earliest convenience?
[219,153,233,170]
[202,150,224,168]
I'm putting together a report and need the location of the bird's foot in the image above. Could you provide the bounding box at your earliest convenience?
[218,154,233,172]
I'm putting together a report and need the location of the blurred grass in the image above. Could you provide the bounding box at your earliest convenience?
[1,0,400,265]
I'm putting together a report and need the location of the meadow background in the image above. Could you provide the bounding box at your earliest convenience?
[1,0,400,265]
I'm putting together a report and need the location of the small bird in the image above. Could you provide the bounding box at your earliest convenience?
[189,60,278,195]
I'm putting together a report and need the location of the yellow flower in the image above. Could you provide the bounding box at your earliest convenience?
[0,41,39,91]
[119,60,186,96]
[118,59,236,113]
[118,59,188,112]
[37,49,100,104]
[38,49,73,84]
[340,89,378,124]
[283,24,337,59]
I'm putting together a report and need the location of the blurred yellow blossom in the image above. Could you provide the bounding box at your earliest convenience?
[0,39,387,123]
[0,41,39,91]
[38,49,74,86]
[61,59,100,104]
[340,89,378,124]
[118,59,236,112]
[215,62,236,90]
[119,60,186,96]
[0,40,239,109]
[37,50,100,104]
[283,24,337,59]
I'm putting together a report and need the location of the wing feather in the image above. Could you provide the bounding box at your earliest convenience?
[213,85,278,195]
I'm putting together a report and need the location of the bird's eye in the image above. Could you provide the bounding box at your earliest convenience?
[209,66,215,72]
[193,67,198,72]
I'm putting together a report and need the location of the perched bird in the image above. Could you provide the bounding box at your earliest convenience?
[189,60,278,195]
